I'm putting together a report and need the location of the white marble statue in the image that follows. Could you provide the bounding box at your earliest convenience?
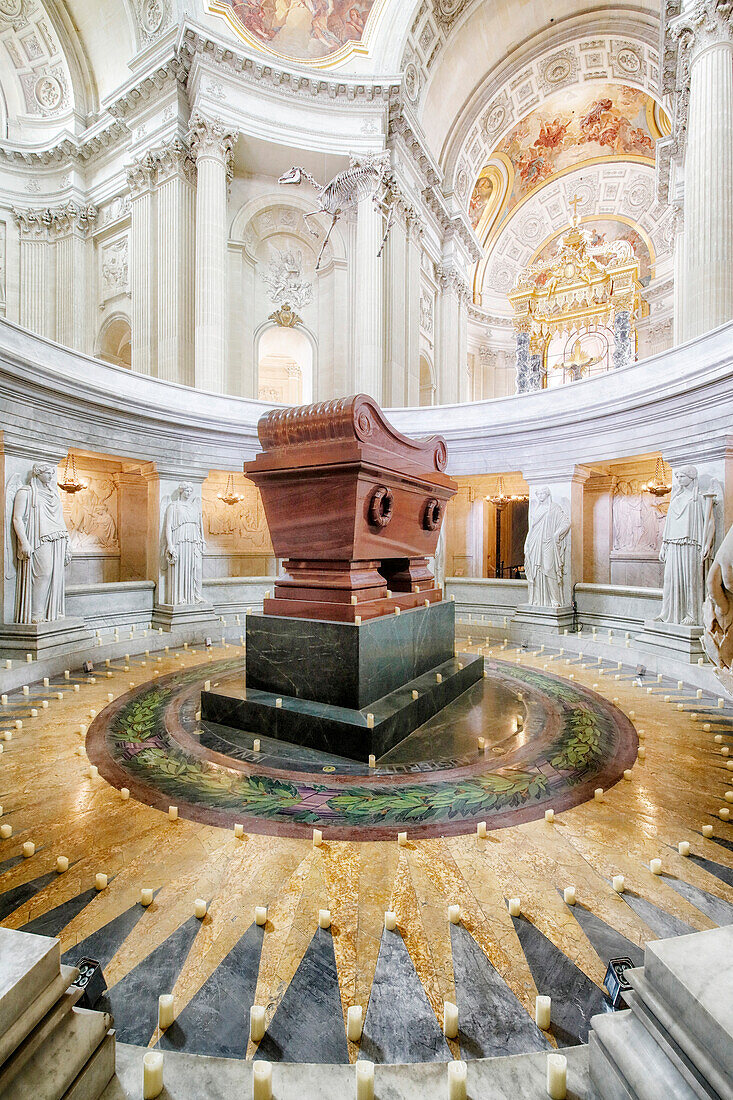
[656,466,715,626]
[703,521,733,687]
[524,487,571,607]
[163,483,205,606]
[11,463,71,624]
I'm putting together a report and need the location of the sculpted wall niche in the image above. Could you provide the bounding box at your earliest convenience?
[202,474,275,578]
[610,478,666,587]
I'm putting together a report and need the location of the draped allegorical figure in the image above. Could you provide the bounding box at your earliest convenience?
[704,520,733,676]
[12,463,72,624]
[524,487,571,607]
[163,483,205,606]
[656,466,715,626]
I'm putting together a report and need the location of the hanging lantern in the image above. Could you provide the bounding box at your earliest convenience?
[485,476,529,510]
[58,453,87,494]
[218,473,245,506]
[641,458,672,497]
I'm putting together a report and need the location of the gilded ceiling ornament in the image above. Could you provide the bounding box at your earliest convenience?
[268,303,302,328]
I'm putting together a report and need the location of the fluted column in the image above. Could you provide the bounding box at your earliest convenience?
[674,1,733,339]
[54,205,97,354]
[435,264,469,404]
[127,155,157,375]
[155,139,196,386]
[383,200,422,407]
[354,194,384,401]
[12,210,54,339]
[189,112,235,394]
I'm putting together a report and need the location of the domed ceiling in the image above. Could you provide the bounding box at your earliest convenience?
[209,0,383,62]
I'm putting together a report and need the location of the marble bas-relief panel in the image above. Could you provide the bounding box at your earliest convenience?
[610,479,666,587]
[202,476,275,579]
[59,469,120,584]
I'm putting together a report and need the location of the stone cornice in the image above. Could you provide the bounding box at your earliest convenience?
[422,188,481,263]
[12,202,98,239]
[0,118,129,169]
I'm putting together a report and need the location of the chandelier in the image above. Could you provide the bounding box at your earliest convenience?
[58,453,87,494]
[641,458,672,497]
[485,477,528,510]
[218,473,245,506]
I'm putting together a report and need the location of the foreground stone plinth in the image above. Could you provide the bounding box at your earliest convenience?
[151,601,219,634]
[635,618,705,664]
[512,603,575,637]
[0,618,93,661]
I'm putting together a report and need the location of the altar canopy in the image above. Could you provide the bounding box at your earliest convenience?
[509,200,648,392]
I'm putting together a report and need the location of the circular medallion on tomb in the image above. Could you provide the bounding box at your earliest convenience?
[34,74,62,111]
[86,657,638,841]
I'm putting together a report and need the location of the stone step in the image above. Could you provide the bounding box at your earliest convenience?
[1,1006,112,1100]
[0,988,81,1094]
[628,969,731,1100]
[588,1031,636,1100]
[0,927,60,1037]
[0,964,78,1068]
[642,927,733,1087]
[62,1032,116,1100]
[590,1010,699,1100]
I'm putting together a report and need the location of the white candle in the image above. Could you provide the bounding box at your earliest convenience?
[253,1061,272,1100]
[168,805,178,821]
[637,746,646,759]
[319,908,331,929]
[535,995,551,1030]
[64,670,70,679]
[678,841,690,856]
[546,1052,567,1099]
[436,673,443,683]
[56,855,69,873]
[355,616,362,625]
[697,689,703,699]
[0,695,5,706]
[194,898,207,919]
[545,809,554,823]
[141,888,153,906]
[3,661,9,670]
[255,905,267,926]
[612,875,625,893]
[95,872,108,890]
[477,737,485,750]
[250,1005,266,1042]
[143,1051,164,1099]
[42,700,48,709]
[253,739,261,753]
[355,1060,374,1100]
[22,685,29,696]
[443,1001,458,1039]
[563,886,576,906]
[477,821,487,838]
[26,653,32,663]
[448,904,461,924]
[275,698,283,708]
[447,1061,467,1100]
[629,710,635,719]
[0,824,11,839]
[702,824,714,837]
[368,754,376,768]
[594,788,603,802]
[649,858,662,875]
[234,823,244,838]
[384,910,397,931]
[718,698,725,708]
[366,713,374,729]
[158,994,175,1030]
[73,684,79,693]
[720,807,730,820]
[89,765,98,779]
[677,680,683,690]
[508,897,521,917]
[313,828,322,847]
[677,703,684,711]
[107,693,114,703]
[715,734,723,742]
[397,831,407,846]
[347,1004,363,1041]
[23,841,35,858]
[14,719,22,730]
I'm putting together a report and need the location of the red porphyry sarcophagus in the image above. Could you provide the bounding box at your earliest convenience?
[244,394,457,622]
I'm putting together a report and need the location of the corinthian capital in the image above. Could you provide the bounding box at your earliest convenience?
[672,0,733,60]
[12,202,98,239]
[188,111,236,171]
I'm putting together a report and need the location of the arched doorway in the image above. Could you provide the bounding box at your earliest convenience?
[97,316,131,369]
[256,325,313,405]
[419,354,436,406]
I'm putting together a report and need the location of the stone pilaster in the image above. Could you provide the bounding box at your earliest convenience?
[354,193,384,402]
[670,0,733,340]
[435,263,469,404]
[155,138,196,386]
[189,112,235,394]
[383,196,422,407]
[127,155,157,376]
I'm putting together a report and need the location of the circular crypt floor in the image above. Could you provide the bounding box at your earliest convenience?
[0,639,732,1068]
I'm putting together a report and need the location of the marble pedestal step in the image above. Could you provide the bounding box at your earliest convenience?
[512,603,575,637]
[589,1013,700,1100]
[102,1040,591,1099]
[203,652,484,762]
[635,619,705,664]
[0,619,94,662]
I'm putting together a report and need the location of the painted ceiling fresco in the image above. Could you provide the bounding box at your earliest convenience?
[535,219,653,285]
[470,84,659,231]
[218,0,378,60]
